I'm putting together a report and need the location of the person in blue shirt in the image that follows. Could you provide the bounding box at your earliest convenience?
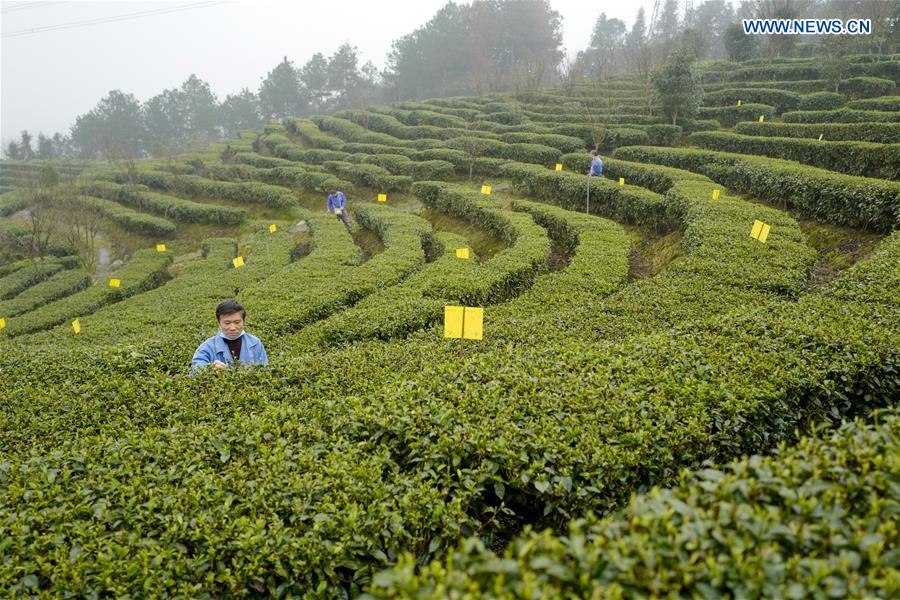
[588,150,603,177]
[327,189,351,230]
[191,299,268,372]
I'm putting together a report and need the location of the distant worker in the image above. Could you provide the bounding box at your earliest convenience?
[588,150,603,177]
[327,189,351,231]
[191,299,268,372]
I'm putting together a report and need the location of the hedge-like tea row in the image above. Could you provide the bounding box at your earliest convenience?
[312,115,409,146]
[838,76,896,99]
[336,109,474,143]
[395,100,482,121]
[367,411,900,598]
[0,258,70,300]
[0,258,31,278]
[733,121,900,144]
[822,228,900,308]
[698,103,776,127]
[522,110,660,126]
[476,197,632,347]
[295,184,555,347]
[16,224,296,351]
[101,169,298,208]
[797,91,848,111]
[283,117,346,150]
[0,267,90,317]
[697,88,841,113]
[257,135,357,170]
[356,154,457,181]
[194,156,354,195]
[499,162,671,231]
[783,107,900,124]
[497,132,585,153]
[2,248,172,336]
[701,78,833,94]
[554,153,813,296]
[74,193,177,237]
[322,160,413,192]
[690,130,900,180]
[702,88,803,113]
[445,137,560,165]
[292,231,472,346]
[613,145,900,232]
[706,62,898,86]
[246,206,434,341]
[847,95,900,111]
[238,212,360,336]
[76,180,247,225]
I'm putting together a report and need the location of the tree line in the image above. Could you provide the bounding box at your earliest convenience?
[5,0,897,161]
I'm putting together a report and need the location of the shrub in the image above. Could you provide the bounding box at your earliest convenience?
[698,103,776,127]
[367,412,900,599]
[782,107,900,124]
[733,121,900,144]
[613,145,900,232]
[77,181,246,225]
[643,124,682,146]
[838,76,896,99]
[498,133,585,153]
[702,88,801,113]
[797,91,847,111]
[600,128,651,151]
[847,96,900,111]
[690,130,900,180]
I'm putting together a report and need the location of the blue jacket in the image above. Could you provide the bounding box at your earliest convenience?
[589,157,603,177]
[327,191,347,212]
[191,332,269,372]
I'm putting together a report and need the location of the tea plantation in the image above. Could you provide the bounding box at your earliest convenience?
[1,53,898,597]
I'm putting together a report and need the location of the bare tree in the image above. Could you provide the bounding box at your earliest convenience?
[14,166,61,260]
[557,53,585,97]
[57,183,105,269]
[574,75,614,151]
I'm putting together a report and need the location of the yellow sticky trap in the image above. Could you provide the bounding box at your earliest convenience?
[480,185,491,195]
[444,306,464,338]
[750,220,763,239]
[0,317,6,330]
[72,319,81,334]
[377,193,387,203]
[463,307,483,340]
[268,224,277,233]
[455,247,470,259]
[156,244,166,252]
[108,278,121,288]
[759,115,765,123]
[619,177,625,186]
[443,306,484,340]
[818,133,824,141]
[712,189,720,200]
[233,256,245,268]
[554,163,563,171]
[750,220,771,243]
[737,99,742,107]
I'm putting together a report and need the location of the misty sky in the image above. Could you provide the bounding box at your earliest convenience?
[2,0,662,145]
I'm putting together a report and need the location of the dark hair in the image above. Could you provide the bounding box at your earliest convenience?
[216,299,246,321]
[590,150,597,156]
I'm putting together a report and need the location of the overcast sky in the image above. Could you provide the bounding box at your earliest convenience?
[2,0,662,145]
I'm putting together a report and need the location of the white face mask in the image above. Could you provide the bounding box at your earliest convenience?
[218,329,244,341]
